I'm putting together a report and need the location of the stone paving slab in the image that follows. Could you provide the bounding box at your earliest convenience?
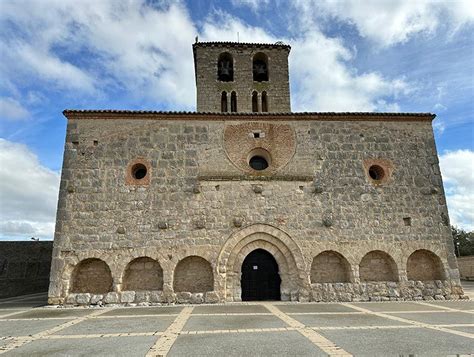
[183,315,286,331]
[351,302,446,312]
[169,331,325,357]
[101,306,183,316]
[55,316,176,335]
[3,308,94,319]
[192,304,269,314]
[318,327,473,356]
[3,336,157,356]
[387,312,474,325]
[276,303,357,313]
[290,313,409,327]
[424,301,474,311]
[0,319,74,337]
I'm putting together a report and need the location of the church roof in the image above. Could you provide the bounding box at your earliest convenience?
[192,41,291,51]
[63,110,436,121]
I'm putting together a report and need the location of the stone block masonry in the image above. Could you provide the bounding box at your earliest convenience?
[193,42,291,113]
[0,241,52,298]
[48,40,463,306]
[48,110,465,306]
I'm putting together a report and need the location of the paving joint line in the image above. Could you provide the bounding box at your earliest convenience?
[415,301,474,314]
[97,313,179,319]
[287,312,364,316]
[146,306,193,356]
[342,303,474,340]
[191,312,273,316]
[0,310,33,319]
[2,317,76,322]
[263,303,352,357]
[0,293,47,303]
[42,332,162,339]
[0,307,114,354]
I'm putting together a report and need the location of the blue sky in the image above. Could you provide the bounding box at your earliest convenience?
[0,0,473,240]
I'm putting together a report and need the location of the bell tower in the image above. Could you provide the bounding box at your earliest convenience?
[193,41,291,113]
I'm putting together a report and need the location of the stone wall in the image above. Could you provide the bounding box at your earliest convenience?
[193,43,291,112]
[310,251,350,283]
[123,257,163,291]
[457,256,474,280]
[0,241,52,299]
[359,250,398,282]
[49,112,464,305]
[173,256,213,293]
[407,249,444,281]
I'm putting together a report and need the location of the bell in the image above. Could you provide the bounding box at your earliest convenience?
[254,62,267,75]
[219,61,231,76]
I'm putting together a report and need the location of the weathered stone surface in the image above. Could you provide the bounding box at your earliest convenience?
[204,291,220,303]
[0,241,52,299]
[120,291,136,303]
[190,293,204,304]
[47,41,463,307]
[149,291,164,303]
[90,294,103,305]
[176,292,192,304]
[194,43,291,112]
[75,293,91,305]
[66,294,77,305]
[104,292,120,304]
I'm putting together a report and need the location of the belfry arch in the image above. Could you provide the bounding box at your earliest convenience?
[218,224,307,302]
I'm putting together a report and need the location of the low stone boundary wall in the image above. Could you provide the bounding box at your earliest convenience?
[457,256,474,280]
[65,290,220,306]
[310,280,466,302]
[63,279,466,306]
[0,241,53,299]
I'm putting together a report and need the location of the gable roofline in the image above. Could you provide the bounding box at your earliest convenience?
[62,110,436,122]
[192,41,291,51]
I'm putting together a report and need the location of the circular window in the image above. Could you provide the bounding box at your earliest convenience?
[249,156,268,170]
[132,163,147,180]
[247,148,271,172]
[368,165,385,181]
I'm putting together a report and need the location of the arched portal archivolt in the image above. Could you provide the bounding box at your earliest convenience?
[217,224,307,301]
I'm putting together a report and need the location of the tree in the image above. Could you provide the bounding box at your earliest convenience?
[451,226,474,257]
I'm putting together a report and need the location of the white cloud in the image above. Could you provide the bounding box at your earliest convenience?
[0,1,416,112]
[289,33,413,111]
[1,0,197,108]
[15,44,96,93]
[200,13,411,112]
[439,149,474,231]
[231,0,269,12]
[0,139,60,240]
[0,97,29,120]
[307,0,474,47]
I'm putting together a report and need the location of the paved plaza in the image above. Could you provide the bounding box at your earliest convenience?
[0,290,473,356]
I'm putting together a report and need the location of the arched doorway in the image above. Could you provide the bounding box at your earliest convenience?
[241,249,281,301]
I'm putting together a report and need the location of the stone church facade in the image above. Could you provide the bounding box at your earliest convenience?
[48,41,464,306]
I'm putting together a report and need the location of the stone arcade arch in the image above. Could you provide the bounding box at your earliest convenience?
[218,224,307,302]
[311,250,351,283]
[407,249,445,281]
[123,257,163,291]
[359,250,398,282]
[71,258,113,294]
[173,256,214,293]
